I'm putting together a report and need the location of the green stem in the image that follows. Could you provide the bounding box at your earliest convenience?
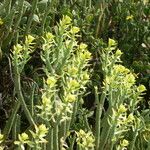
[10,0,24,39]
[95,86,107,150]
[30,83,36,117]
[95,2,106,38]
[147,142,150,150]
[24,0,38,36]
[40,1,52,35]
[69,134,76,150]
[71,100,79,125]
[3,101,20,140]
[60,120,66,138]
[83,115,91,131]
[2,8,15,45]
[3,0,25,48]
[95,87,100,150]
[45,49,53,73]
[47,128,53,150]
[12,114,21,140]
[130,130,138,150]
[5,0,12,15]
[14,58,35,126]
[53,125,59,150]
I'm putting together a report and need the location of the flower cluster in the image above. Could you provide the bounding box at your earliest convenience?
[110,105,135,146]
[0,18,3,25]
[36,16,92,149]
[0,134,4,144]
[100,39,147,149]
[76,129,95,149]
[12,35,35,73]
[15,124,48,150]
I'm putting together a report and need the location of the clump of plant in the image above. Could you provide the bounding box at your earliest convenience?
[14,124,48,150]
[1,13,149,150]
[94,39,148,150]
[10,15,92,150]
[36,15,92,149]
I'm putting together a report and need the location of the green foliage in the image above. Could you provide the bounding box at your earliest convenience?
[0,0,149,150]
[95,39,148,150]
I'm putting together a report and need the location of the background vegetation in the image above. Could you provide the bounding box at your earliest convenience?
[0,0,149,149]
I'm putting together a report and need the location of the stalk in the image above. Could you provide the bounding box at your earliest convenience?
[30,83,36,117]
[83,115,91,131]
[130,130,138,150]
[69,134,76,150]
[109,125,118,150]
[147,142,150,150]
[3,101,20,140]
[3,0,11,13]
[24,0,38,36]
[5,0,12,15]
[60,120,67,138]
[47,129,53,150]
[95,86,107,150]
[13,58,35,126]
[40,1,52,35]
[2,8,15,42]
[9,0,25,44]
[45,49,53,73]
[95,2,106,38]
[71,99,79,125]
[53,125,59,150]
[12,114,21,140]
[65,112,73,134]
[100,115,116,150]
[95,87,100,150]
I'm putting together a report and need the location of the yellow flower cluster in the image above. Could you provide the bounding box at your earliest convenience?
[126,15,134,20]
[0,18,4,25]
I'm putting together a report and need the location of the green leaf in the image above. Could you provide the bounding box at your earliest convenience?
[33,14,40,23]
[38,0,48,4]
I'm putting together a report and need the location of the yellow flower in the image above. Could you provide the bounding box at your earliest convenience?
[76,130,95,149]
[126,15,134,20]
[118,104,127,113]
[33,124,48,141]
[13,44,23,54]
[137,85,146,92]
[64,15,72,24]
[46,32,54,41]
[127,114,135,122]
[20,133,29,141]
[68,79,80,90]
[65,93,76,103]
[61,15,72,26]
[0,134,4,144]
[82,72,90,80]
[0,18,4,25]
[68,67,78,76]
[71,26,80,34]
[25,35,35,44]
[113,65,130,74]
[105,76,111,84]
[108,38,117,47]
[0,134,3,140]
[125,73,135,85]
[42,96,50,105]
[120,139,129,147]
[38,124,48,134]
[80,51,91,60]
[46,76,57,87]
[79,43,88,50]
[115,49,123,56]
